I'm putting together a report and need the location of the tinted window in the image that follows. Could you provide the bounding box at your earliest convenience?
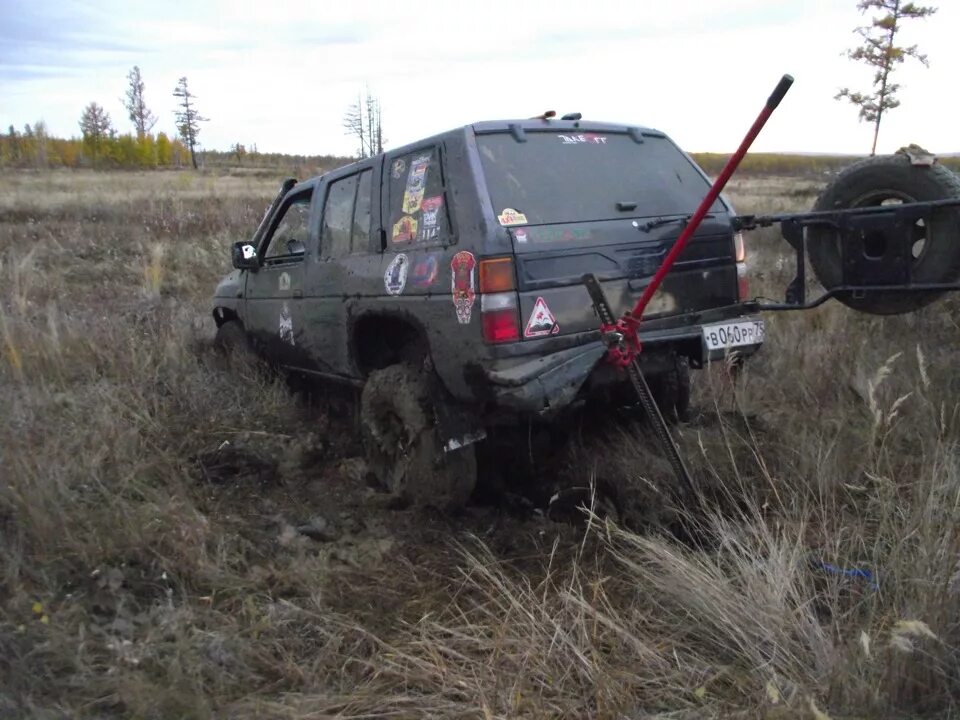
[264,192,312,259]
[352,170,372,252]
[322,175,359,258]
[477,132,724,227]
[387,147,451,246]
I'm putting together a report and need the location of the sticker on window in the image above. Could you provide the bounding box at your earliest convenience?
[498,208,527,226]
[384,254,408,296]
[391,158,406,179]
[558,133,607,145]
[418,195,443,242]
[392,215,418,243]
[451,251,476,325]
[402,153,430,214]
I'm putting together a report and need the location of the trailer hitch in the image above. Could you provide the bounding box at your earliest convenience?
[584,74,795,496]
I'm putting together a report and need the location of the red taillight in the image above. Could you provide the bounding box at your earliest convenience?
[733,232,746,263]
[737,262,750,301]
[479,259,520,344]
[482,308,520,343]
[481,290,519,344]
[734,233,749,300]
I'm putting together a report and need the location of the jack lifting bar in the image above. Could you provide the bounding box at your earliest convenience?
[584,74,960,496]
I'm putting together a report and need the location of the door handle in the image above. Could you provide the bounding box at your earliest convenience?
[293,289,303,298]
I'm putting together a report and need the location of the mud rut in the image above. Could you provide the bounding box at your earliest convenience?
[194,375,757,624]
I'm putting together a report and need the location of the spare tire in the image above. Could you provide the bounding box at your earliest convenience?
[807,153,960,315]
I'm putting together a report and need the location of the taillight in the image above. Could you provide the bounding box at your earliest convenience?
[737,262,750,301]
[733,232,746,263]
[479,258,520,344]
[479,257,515,293]
[734,232,750,300]
[481,292,520,343]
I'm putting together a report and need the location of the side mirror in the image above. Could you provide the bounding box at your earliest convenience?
[232,241,259,270]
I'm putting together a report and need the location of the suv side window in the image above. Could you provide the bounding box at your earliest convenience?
[321,175,359,258]
[263,191,312,260]
[352,169,372,252]
[387,146,451,247]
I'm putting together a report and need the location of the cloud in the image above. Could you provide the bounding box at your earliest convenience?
[1,0,957,155]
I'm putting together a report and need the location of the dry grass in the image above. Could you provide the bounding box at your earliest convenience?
[1,168,959,718]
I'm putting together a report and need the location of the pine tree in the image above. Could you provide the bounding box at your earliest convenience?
[79,102,113,166]
[173,77,208,169]
[836,0,937,155]
[123,66,157,140]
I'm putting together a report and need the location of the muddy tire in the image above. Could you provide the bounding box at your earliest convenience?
[215,320,255,359]
[360,364,476,510]
[807,153,960,315]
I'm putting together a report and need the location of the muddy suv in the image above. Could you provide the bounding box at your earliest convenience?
[212,119,764,507]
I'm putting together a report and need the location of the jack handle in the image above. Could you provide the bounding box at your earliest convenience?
[630,74,794,323]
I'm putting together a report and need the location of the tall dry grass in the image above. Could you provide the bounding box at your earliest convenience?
[1,169,959,718]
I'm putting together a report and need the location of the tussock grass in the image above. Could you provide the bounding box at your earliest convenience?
[2,169,959,718]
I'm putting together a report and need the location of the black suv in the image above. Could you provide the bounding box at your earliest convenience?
[213,119,763,507]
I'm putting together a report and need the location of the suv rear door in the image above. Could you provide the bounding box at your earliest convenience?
[474,128,739,339]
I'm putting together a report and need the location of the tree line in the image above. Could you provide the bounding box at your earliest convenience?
[0,121,197,170]
[0,67,208,170]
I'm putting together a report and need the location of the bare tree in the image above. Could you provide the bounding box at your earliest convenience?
[33,120,49,168]
[343,94,366,158]
[836,0,937,155]
[123,66,157,140]
[343,89,384,159]
[231,142,247,166]
[173,76,208,170]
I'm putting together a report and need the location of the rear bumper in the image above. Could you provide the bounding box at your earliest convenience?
[485,342,607,415]
[483,308,763,415]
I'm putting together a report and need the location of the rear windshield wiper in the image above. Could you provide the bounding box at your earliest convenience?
[640,214,714,232]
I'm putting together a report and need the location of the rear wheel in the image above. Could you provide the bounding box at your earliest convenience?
[650,354,691,423]
[360,364,476,510]
[807,153,960,315]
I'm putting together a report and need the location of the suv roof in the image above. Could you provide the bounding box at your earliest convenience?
[293,120,672,189]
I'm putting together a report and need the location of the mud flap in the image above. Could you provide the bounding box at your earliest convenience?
[428,375,487,454]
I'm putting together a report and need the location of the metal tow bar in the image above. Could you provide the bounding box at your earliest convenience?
[583,73,795,496]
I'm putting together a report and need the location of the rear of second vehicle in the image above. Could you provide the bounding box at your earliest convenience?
[465,120,764,421]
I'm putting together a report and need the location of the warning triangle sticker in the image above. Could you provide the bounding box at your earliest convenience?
[524,296,560,338]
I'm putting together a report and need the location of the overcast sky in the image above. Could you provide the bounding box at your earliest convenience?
[2,0,957,157]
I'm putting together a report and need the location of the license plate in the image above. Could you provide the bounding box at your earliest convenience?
[702,319,764,351]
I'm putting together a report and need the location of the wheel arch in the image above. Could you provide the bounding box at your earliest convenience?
[212,305,241,328]
[351,310,433,377]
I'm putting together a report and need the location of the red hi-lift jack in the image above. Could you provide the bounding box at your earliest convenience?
[583,75,796,494]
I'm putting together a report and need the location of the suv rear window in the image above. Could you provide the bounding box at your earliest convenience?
[476,131,724,226]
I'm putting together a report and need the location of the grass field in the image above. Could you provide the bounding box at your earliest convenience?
[2,168,959,718]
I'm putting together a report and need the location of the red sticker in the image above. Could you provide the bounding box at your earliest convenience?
[524,296,560,338]
[451,251,476,325]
